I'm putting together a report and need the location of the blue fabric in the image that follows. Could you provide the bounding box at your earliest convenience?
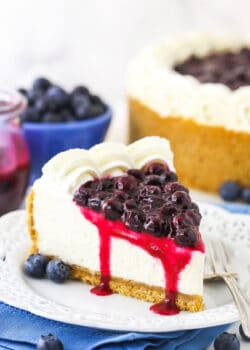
[0,202,248,350]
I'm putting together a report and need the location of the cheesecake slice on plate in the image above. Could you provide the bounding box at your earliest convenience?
[27,137,205,315]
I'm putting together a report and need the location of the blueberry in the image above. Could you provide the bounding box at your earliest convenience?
[115,175,137,192]
[24,254,48,278]
[139,185,161,198]
[141,195,165,211]
[214,332,240,350]
[144,162,169,176]
[171,191,192,210]
[71,85,89,97]
[71,94,91,119]
[35,97,49,115]
[90,94,103,105]
[241,187,250,204]
[59,109,75,122]
[96,178,114,192]
[73,187,92,206]
[124,199,137,211]
[43,112,63,123]
[37,333,64,350]
[127,169,145,181]
[161,202,177,217]
[174,228,198,247]
[144,214,167,237]
[144,175,163,187]
[45,86,69,110]
[219,181,242,201]
[113,190,130,201]
[123,210,145,232]
[102,198,124,221]
[165,171,178,182]
[27,90,40,106]
[88,192,107,211]
[20,106,41,123]
[33,77,51,93]
[88,103,106,118]
[239,324,250,341]
[164,182,189,194]
[46,260,70,283]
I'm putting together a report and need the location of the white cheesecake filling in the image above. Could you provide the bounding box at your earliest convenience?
[128,33,250,133]
[33,179,204,296]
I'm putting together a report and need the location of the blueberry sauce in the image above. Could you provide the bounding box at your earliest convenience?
[74,162,204,315]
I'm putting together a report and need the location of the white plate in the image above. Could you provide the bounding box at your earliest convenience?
[0,205,249,333]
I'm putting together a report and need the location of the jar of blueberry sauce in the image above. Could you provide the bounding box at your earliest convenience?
[0,90,30,216]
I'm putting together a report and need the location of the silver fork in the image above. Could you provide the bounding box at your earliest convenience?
[206,239,250,338]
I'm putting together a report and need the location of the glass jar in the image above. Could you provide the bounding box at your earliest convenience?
[0,90,30,216]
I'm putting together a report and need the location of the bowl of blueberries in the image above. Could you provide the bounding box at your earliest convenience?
[19,78,112,184]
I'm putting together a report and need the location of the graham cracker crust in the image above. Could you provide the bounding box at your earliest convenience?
[129,97,250,193]
[26,189,204,313]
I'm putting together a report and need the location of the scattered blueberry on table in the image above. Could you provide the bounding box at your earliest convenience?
[214,332,240,350]
[219,180,250,204]
[18,77,106,123]
[37,333,64,350]
[24,254,49,278]
[46,260,70,283]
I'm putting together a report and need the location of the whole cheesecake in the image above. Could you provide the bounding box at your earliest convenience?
[128,33,250,192]
[27,137,205,315]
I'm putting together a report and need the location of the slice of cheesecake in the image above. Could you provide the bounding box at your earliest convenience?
[27,137,205,315]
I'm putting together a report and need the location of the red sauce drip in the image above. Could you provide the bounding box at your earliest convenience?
[79,206,204,315]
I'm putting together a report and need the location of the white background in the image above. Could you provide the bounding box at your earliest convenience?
[0,1,249,348]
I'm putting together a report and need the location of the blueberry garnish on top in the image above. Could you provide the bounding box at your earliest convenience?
[19,78,106,123]
[73,162,201,248]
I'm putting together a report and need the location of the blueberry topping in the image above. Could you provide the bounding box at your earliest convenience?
[37,333,64,350]
[102,198,124,221]
[174,228,198,247]
[214,332,240,350]
[144,175,163,186]
[239,324,250,341]
[219,181,242,201]
[171,191,192,210]
[72,85,89,97]
[33,77,51,93]
[88,103,106,118]
[115,175,137,191]
[144,162,169,176]
[35,97,49,115]
[241,187,250,204]
[46,260,70,283]
[43,112,63,123]
[24,254,48,278]
[123,210,145,232]
[73,161,200,247]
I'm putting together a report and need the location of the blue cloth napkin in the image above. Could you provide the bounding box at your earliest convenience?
[0,202,248,350]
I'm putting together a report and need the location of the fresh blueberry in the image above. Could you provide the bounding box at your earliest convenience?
[102,198,124,221]
[127,169,145,181]
[219,181,242,201]
[35,97,49,115]
[37,333,64,350]
[73,187,92,206]
[46,260,70,283]
[90,94,103,105]
[165,171,178,182]
[164,182,189,194]
[88,103,105,118]
[71,94,91,119]
[139,185,161,198]
[33,77,51,93]
[45,86,69,110]
[24,254,48,278]
[59,109,75,122]
[241,187,250,204]
[71,85,89,97]
[214,332,240,350]
[161,202,177,217]
[124,199,137,211]
[96,178,114,192]
[88,192,107,211]
[174,228,198,247]
[20,107,41,123]
[239,324,250,341]
[43,112,63,123]
[27,90,40,106]
[144,214,167,237]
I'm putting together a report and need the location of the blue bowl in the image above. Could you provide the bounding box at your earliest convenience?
[22,107,112,184]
